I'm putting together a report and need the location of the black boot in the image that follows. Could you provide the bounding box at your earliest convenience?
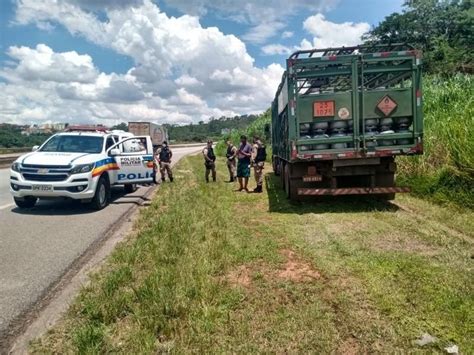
[253,185,262,193]
[170,177,174,182]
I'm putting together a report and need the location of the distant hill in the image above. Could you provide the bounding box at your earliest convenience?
[163,114,259,143]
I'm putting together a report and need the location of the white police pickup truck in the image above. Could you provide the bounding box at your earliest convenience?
[10,130,155,210]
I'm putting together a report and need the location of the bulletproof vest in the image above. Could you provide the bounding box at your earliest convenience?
[207,147,216,161]
[255,145,267,162]
[226,145,235,158]
[159,147,171,162]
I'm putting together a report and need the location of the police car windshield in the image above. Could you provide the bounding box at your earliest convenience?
[40,135,104,154]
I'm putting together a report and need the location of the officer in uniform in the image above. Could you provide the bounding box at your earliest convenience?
[157,141,173,182]
[225,139,237,182]
[251,136,266,193]
[203,140,216,182]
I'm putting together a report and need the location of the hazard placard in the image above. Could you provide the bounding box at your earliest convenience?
[377,95,397,116]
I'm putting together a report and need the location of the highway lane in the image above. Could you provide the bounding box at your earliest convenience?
[0,169,12,210]
[0,145,203,341]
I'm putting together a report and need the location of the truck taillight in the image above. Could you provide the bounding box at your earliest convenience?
[416,90,422,106]
[291,142,298,159]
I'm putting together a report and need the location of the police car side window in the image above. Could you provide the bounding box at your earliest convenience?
[105,137,115,150]
[122,138,148,154]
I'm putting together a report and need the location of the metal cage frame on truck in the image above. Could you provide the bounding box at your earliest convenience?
[271,43,423,199]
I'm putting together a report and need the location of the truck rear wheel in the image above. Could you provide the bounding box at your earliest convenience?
[90,175,110,210]
[376,173,396,200]
[272,157,280,176]
[14,196,37,209]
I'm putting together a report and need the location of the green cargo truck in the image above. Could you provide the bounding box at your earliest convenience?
[271,44,423,200]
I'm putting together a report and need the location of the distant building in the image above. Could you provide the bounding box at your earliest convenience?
[221,128,230,135]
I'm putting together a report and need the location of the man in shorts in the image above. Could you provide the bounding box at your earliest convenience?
[236,135,252,192]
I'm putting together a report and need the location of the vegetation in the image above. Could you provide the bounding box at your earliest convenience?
[215,109,271,155]
[0,124,51,149]
[164,115,259,143]
[32,155,474,353]
[397,74,473,207]
[364,0,473,75]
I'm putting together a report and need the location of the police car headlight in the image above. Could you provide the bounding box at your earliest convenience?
[71,163,95,174]
[11,162,21,172]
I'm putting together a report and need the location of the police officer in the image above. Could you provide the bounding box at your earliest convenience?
[251,136,266,193]
[203,140,216,182]
[157,141,173,182]
[225,139,237,182]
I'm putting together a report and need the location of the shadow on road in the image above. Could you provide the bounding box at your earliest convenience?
[10,185,153,216]
[265,174,399,214]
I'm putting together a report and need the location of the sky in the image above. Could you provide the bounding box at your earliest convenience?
[0,0,404,126]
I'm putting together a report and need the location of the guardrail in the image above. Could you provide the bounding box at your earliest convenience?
[0,154,22,168]
[0,147,33,154]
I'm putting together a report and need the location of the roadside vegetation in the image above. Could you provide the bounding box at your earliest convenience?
[32,155,473,353]
[397,74,473,208]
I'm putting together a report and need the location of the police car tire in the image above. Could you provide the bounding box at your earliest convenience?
[91,176,110,210]
[14,196,37,209]
[124,183,137,193]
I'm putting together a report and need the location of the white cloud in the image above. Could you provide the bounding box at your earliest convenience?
[281,31,294,39]
[163,0,339,44]
[242,21,286,44]
[261,44,293,56]
[302,13,370,48]
[2,0,287,125]
[262,14,370,57]
[2,44,98,84]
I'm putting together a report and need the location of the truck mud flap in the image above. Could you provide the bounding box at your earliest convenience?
[297,187,410,196]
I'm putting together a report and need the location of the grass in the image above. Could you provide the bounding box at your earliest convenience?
[397,74,473,208]
[32,156,473,353]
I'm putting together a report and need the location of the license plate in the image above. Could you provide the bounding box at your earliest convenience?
[314,100,335,117]
[32,185,53,191]
[303,175,322,182]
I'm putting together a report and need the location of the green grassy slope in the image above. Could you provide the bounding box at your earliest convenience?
[32,156,473,353]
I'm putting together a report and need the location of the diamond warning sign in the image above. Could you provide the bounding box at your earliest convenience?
[377,95,398,116]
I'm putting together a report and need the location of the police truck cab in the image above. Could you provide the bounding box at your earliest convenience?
[10,127,155,210]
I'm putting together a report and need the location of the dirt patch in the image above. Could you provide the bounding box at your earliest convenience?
[226,265,253,288]
[277,249,321,282]
[337,337,360,355]
[225,250,321,288]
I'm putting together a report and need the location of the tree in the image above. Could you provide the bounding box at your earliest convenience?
[111,122,128,131]
[364,0,473,74]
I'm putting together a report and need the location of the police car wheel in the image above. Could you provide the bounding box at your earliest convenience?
[14,196,37,209]
[124,183,137,193]
[91,176,110,210]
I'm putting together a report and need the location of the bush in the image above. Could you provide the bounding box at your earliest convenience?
[397,74,473,207]
[215,109,271,156]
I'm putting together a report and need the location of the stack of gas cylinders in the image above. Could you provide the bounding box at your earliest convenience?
[299,117,412,150]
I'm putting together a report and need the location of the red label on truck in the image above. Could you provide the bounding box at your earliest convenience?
[377,95,398,116]
[313,100,335,117]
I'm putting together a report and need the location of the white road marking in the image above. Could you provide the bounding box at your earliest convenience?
[0,203,14,210]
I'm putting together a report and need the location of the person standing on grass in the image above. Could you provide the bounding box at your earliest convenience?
[203,140,216,183]
[157,141,173,182]
[251,136,266,193]
[225,139,237,182]
[237,135,252,192]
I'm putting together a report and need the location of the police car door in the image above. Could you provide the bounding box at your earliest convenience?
[107,136,155,184]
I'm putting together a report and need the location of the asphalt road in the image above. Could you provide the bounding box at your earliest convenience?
[0,145,203,341]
